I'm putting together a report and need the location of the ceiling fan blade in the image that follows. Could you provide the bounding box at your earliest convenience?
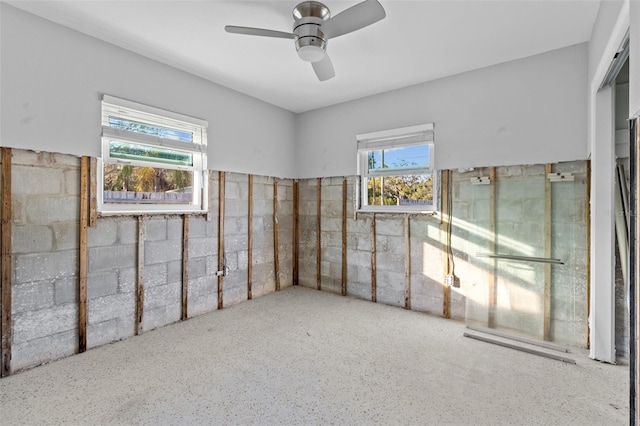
[312,54,335,82]
[320,0,386,39]
[225,25,295,39]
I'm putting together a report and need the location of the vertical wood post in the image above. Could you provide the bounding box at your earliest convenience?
[273,180,280,291]
[248,174,253,300]
[488,167,497,328]
[404,214,411,310]
[88,157,98,227]
[218,172,225,309]
[293,180,299,286]
[441,170,451,319]
[371,213,377,303]
[543,164,552,341]
[341,177,347,296]
[181,215,189,321]
[136,216,145,335]
[78,156,89,352]
[1,148,12,376]
[586,160,591,349]
[316,178,322,290]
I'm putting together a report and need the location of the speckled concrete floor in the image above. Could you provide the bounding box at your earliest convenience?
[0,286,629,425]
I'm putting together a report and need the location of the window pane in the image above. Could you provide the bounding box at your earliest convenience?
[109,116,193,143]
[103,163,194,204]
[367,145,430,173]
[109,141,193,167]
[367,174,433,206]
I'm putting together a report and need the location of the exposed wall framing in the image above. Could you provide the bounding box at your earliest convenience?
[371,213,377,303]
[543,163,552,340]
[181,215,189,321]
[248,174,253,300]
[218,171,225,309]
[441,169,451,318]
[404,215,411,310]
[341,177,347,296]
[316,178,321,291]
[78,156,89,351]
[273,180,281,291]
[293,180,299,286]
[136,216,145,335]
[1,148,12,377]
[488,166,497,328]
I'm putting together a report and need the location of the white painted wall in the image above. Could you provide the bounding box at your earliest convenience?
[295,43,588,178]
[0,4,297,178]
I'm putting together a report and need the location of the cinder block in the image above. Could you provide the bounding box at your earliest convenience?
[89,244,136,272]
[145,239,182,264]
[167,218,183,240]
[118,267,136,294]
[12,165,62,195]
[144,282,180,311]
[168,260,183,284]
[15,250,78,283]
[11,329,77,373]
[64,169,80,196]
[142,263,168,288]
[87,270,119,299]
[13,225,54,254]
[88,220,118,247]
[188,257,206,279]
[12,281,54,313]
[118,219,139,244]
[54,276,78,306]
[26,196,79,223]
[188,236,217,259]
[87,292,135,325]
[145,218,167,241]
[51,222,79,251]
[189,217,208,238]
[12,303,78,344]
[143,304,181,332]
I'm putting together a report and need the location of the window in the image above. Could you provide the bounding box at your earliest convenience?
[99,95,208,214]
[357,123,435,212]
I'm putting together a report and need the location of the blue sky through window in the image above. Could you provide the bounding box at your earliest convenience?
[369,145,430,172]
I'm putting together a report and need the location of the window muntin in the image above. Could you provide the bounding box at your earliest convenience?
[357,123,435,213]
[99,95,208,215]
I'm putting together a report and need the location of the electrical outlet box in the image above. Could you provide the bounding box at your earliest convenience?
[445,274,460,288]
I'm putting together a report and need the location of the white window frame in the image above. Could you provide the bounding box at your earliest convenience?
[99,95,208,215]
[356,123,436,213]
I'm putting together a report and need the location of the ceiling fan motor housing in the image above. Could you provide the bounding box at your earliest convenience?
[292,1,330,62]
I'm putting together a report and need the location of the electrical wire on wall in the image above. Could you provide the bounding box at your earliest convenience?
[446,170,456,279]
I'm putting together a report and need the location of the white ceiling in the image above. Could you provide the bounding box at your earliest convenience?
[6,0,600,113]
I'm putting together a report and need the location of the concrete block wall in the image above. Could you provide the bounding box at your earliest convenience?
[451,161,589,346]
[10,150,81,371]
[298,161,589,347]
[2,149,293,374]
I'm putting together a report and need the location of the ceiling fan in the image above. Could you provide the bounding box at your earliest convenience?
[225,0,386,82]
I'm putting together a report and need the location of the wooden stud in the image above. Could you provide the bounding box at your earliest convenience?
[341,177,347,296]
[441,170,451,319]
[488,167,497,328]
[273,180,280,291]
[88,157,98,227]
[543,163,552,341]
[1,148,12,376]
[586,160,591,349]
[181,215,189,321]
[316,178,322,291]
[218,171,225,309]
[248,174,253,300]
[404,214,411,310]
[293,180,299,286]
[136,216,145,335]
[78,156,89,351]
[371,213,377,303]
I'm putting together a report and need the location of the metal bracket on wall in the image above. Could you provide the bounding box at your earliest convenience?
[547,172,574,182]
[470,176,491,185]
